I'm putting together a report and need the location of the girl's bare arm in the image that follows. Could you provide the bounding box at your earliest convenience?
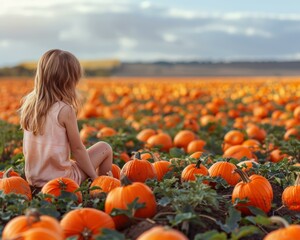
[58,105,98,180]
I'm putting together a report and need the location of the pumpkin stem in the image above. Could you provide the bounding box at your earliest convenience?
[150,152,161,162]
[120,176,132,186]
[25,208,41,226]
[134,151,142,160]
[269,216,290,228]
[81,227,93,240]
[295,173,300,186]
[195,160,202,169]
[58,179,67,191]
[234,168,251,183]
[107,171,113,177]
[3,167,14,178]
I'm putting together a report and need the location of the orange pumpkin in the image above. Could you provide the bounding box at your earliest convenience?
[111,164,121,179]
[60,208,115,239]
[41,177,82,203]
[223,145,254,161]
[0,167,32,200]
[105,177,157,229]
[136,128,157,142]
[264,216,300,240]
[14,228,64,240]
[90,174,121,197]
[152,156,172,181]
[186,139,206,154]
[232,169,273,215]
[97,127,117,138]
[137,226,188,240]
[0,168,20,178]
[173,130,196,151]
[237,160,259,172]
[2,209,63,239]
[208,161,240,186]
[181,160,208,182]
[146,132,173,152]
[120,152,157,182]
[224,130,244,145]
[282,174,300,211]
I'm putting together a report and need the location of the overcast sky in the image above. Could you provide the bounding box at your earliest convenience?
[1,0,300,66]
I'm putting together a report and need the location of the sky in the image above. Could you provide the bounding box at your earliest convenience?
[1,0,300,66]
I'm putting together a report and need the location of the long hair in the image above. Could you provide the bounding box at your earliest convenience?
[20,49,82,135]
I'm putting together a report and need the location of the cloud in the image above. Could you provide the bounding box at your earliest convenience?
[1,0,300,65]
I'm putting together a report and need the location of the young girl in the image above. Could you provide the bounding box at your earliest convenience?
[20,49,112,187]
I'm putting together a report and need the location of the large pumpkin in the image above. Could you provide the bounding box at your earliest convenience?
[120,152,157,182]
[264,216,300,240]
[41,177,82,203]
[137,226,188,240]
[0,167,32,200]
[60,208,115,239]
[14,228,63,240]
[105,177,157,229]
[232,169,273,214]
[2,208,63,239]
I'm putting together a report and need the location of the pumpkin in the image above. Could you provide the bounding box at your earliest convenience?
[186,139,206,154]
[223,145,254,161]
[79,125,98,143]
[208,161,240,186]
[41,177,82,203]
[264,216,300,240]
[137,226,188,240]
[282,174,300,211]
[0,167,32,200]
[189,151,213,164]
[0,168,20,178]
[15,228,64,240]
[97,127,117,138]
[146,132,173,152]
[232,169,273,215]
[2,208,63,239]
[105,177,157,229]
[90,173,121,197]
[111,163,121,179]
[120,152,157,182]
[181,160,208,182]
[237,160,259,172]
[151,153,171,181]
[173,130,196,151]
[60,208,115,239]
[224,130,244,145]
[136,128,157,142]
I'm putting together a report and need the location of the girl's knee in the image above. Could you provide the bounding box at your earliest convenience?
[97,141,113,155]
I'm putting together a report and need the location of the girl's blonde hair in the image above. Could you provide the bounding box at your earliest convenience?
[20,49,82,135]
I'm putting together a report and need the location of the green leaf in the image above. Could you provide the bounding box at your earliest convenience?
[169,147,185,158]
[95,228,126,240]
[217,207,241,233]
[231,226,261,240]
[110,198,145,218]
[158,197,171,207]
[245,215,271,226]
[194,230,227,240]
[170,212,196,226]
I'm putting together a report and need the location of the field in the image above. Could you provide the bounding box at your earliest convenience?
[0,76,300,239]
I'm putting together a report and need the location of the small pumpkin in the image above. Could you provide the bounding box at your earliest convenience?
[105,177,157,230]
[111,163,121,179]
[0,167,32,200]
[181,160,208,182]
[232,169,273,215]
[282,173,300,211]
[223,145,254,161]
[2,208,63,239]
[151,153,171,181]
[120,152,157,182]
[90,172,121,197]
[173,130,196,151]
[0,168,20,178]
[41,177,82,203]
[208,161,240,186]
[60,208,115,239]
[237,160,259,172]
[137,226,188,240]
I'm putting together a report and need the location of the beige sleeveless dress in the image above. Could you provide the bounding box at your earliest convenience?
[23,101,82,187]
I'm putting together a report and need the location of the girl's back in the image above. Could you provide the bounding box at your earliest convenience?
[23,101,72,187]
